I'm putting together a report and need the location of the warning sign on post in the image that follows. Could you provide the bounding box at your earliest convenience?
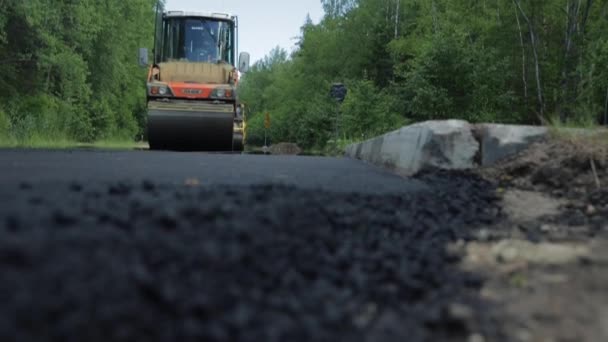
[264,112,271,129]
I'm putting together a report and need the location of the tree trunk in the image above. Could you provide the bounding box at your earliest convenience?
[581,0,594,33]
[431,0,439,32]
[496,0,501,22]
[604,87,608,125]
[513,0,545,123]
[395,0,400,38]
[558,0,582,122]
[513,4,528,101]
[45,66,52,93]
[558,0,595,122]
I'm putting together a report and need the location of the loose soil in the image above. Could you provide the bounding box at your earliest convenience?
[469,136,608,342]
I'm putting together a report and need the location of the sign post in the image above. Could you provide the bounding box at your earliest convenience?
[330,83,347,147]
[263,112,271,154]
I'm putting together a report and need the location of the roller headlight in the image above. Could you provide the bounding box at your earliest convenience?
[211,88,234,99]
[149,85,172,97]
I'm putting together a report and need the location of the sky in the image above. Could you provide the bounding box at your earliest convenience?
[164,0,325,63]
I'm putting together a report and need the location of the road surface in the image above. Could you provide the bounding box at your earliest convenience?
[0,149,426,194]
[0,149,502,342]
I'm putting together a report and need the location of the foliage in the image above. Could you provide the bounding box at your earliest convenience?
[0,108,11,145]
[1,0,606,148]
[240,0,608,149]
[0,0,157,144]
[341,80,406,139]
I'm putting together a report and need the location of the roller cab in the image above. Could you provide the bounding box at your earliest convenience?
[144,11,250,151]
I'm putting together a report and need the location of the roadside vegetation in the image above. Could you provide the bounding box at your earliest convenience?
[241,0,608,150]
[1,1,607,150]
[0,0,157,147]
[0,136,146,150]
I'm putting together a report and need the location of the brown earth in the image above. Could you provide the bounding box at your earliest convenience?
[268,142,303,155]
[463,134,608,342]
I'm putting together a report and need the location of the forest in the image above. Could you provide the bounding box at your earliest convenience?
[0,0,607,148]
[0,0,157,145]
[241,0,608,149]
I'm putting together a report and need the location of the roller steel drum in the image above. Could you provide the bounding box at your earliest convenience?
[148,100,235,151]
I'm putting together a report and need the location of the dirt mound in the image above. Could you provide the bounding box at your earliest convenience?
[481,133,607,196]
[468,133,608,342]
[478,133,608,236]
[269,143,302,155]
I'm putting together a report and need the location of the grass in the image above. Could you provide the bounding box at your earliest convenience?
[548,122,608,145]
[0,108,148,150]
[0,135,74,149]
[546,121,608,186]
[81,140,149,150]
[546,113,600,130]
[545,113,608,147]
[321,137,365,157]
[0,136,148,150]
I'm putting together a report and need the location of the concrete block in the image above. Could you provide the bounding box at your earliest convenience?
[345,120,479,176]
[476,124,548,166]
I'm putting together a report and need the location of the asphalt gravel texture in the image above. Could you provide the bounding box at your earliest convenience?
[0,150,502,342]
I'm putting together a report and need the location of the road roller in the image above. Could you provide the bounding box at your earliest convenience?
[140,10,250,151]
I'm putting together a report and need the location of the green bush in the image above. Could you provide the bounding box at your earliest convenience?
[341,80,407,140]
[292,95,335,149]
[0,107,12,145]
[0,0,156,145]
[244,112,266,146]
[7,95,65,141]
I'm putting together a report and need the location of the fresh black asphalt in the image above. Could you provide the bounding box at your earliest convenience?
[0,149,428,194]
[0,149,502,342]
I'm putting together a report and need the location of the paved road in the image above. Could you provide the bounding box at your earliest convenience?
[0,149,502,342]
[0,149,427,194]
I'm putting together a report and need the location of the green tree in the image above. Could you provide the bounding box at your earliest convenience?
[0,0,157,143]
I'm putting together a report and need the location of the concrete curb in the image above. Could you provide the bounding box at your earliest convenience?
[345,121,550,176]
[476,124,548,166]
